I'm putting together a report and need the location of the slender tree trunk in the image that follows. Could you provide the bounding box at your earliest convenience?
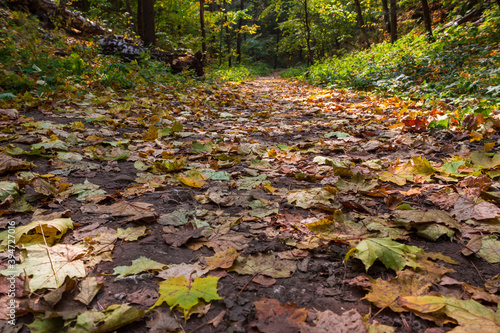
[354,0,370,47]
[200,0,207,55]
[381,0,390,34]
[219,5,223,66]
[224,0,231,67]
[421,0,433,38]
[274,29,280,69]
[304,0,313,65]
[125,0,136,32]
[236,0,244,64]
[140,0,155,46]
[137,0,144,41]
[390,0,397,43]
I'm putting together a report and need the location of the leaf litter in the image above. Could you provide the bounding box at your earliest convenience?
[1,74,500,332]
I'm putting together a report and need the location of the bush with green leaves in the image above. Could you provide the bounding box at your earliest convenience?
[301,7,500,112]
[207,63,272,82]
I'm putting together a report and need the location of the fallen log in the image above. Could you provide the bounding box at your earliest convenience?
[6,0,204,76]
[6,0,111,36]
[99,38,204,76]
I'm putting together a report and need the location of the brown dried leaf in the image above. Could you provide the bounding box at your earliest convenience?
[300,309,367,333]
[252,297,307,333]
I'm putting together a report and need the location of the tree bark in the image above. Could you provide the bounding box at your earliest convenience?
[304,0,313,65]
[200,0,207,56]
[219,3,223,66]
[100,38,204,76]
[421,0,433,38]
[141,0,155,46]
[390,0,397,43]
[274,29,280,69]
[354,0,370,47]
[236,0,244,64]
[125,0,136,32]
[137,0,144,41]
[224,0,231,67]
[381,0,390,34]
[7,0,111,35]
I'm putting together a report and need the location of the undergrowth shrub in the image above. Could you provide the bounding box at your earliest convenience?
[207,63,272,82]
[301,7,500,111]
[0,8,206,108]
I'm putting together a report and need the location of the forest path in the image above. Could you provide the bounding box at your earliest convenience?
[2,74,500,333]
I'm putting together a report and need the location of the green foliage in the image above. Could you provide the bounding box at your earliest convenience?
[0,9,208,110]
[302,7,500,110]
[280,66,307,79]
[208,63,272,82]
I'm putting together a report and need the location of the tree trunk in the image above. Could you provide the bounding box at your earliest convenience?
[381,0,390,34]
[421,0,433,38]
[7,0,111,35]
[224,0,231,67]
[390,0,397,43]
[219,4,223,66]
[141,0,155,46]
[200,0,207,56]
[125,0,136,32]
[137,0,144,41]
[497,0,500,9]
[274,29,280,69]
[236,0,244,64]
[354,0,370,47]
[304,0,313,65]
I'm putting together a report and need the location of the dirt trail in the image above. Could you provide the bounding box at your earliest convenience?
[1,76,499,332]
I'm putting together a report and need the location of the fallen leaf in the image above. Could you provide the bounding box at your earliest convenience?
[74,276,103,306]
[0,154,34,175]
[300,309,367,333]
[2,244,87,291]
[157,263,208,280]
[153,276,222,319]
[399,295,500,331]
[113,256,168,278]
[287,187,337,209]
[346,238,422,272]
[146,309,181,333]
[364,270,432,312]
[203,247,239,270]
[67,304,146,333]
[116,226,148,241]
[252,297,307,333]
[231,253,296,278]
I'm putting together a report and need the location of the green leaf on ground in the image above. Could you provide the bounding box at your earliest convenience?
[346,238,423,272]
[153,276,222,319]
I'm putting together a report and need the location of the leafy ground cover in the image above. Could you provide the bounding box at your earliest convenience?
[284,7,500,120]
[1,6,500,333]
[207,63,273,83]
